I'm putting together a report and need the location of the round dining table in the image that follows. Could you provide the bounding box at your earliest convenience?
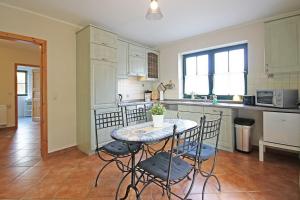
[111,118,198,200]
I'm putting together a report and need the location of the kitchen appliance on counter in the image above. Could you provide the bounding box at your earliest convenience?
[144,90,152,102]
[243,95,255,106]
[256,89,298,108]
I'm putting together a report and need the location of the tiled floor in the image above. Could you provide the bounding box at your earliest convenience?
[0,121,299,199]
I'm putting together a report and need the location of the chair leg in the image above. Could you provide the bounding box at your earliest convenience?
[183,170,197,200]
[95,160,114,187]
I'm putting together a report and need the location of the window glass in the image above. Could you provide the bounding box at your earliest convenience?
[183,44,247,98]
[214,51,228,74]
[17,71,27,95]
[185,57,196,76]
[197,55,209,75]
[229,49,245,73]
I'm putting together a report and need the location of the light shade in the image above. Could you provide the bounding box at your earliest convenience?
[145,0,163,20]
[145,7,163,20]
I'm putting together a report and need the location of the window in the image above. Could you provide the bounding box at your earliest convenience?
[17,70,28,96]
[183,44,248,99]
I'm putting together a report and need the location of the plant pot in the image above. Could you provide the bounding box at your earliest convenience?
[152,115,164,128]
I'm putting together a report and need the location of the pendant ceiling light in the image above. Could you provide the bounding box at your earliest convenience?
[145,0,163,20]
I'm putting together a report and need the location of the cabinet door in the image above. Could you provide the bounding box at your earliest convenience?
[129,44,146,58]
[91,43,117,63]
[117,41,129,78]
[265,15,300,73]
[177,111,202,124]
[91,60,116,106]
[90,26,117,48]
[263,112,300,147]
[128,44,146,76]
[147,50,159,79]
[128,55,146,76]
[205,114,234,152]
[165,110,179,119]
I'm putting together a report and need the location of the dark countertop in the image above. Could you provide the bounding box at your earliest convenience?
[160,99,300,114]
[118,99,300,114]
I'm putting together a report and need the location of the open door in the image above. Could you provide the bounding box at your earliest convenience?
[32,69,40,122]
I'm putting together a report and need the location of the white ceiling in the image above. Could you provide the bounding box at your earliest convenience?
[1,0,300,46]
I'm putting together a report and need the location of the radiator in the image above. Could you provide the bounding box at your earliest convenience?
[0,105,7,126]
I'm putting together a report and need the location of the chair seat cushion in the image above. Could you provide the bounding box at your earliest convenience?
[137,152,193,181]
[177,143,216,160]
[100,141,140,156]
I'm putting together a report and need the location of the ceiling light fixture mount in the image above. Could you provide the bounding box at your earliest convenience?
[145,0,163,20]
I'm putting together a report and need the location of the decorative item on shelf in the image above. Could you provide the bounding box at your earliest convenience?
[144,90,152,102]
[145,0,163,20]
[151,90,159,100]
[212,95,218,105]
[157,80,175,101]
[150,103,166,127]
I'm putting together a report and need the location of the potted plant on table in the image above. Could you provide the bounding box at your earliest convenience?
[150,103,166,128]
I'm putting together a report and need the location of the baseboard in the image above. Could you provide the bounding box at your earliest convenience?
[48,145,78,157]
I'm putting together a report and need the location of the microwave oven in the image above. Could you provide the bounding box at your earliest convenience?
[256,89,298,108]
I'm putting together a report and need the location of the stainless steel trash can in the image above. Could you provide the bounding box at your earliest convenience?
[234,118,255,153]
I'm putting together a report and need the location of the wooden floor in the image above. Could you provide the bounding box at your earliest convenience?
[0,119,299,200]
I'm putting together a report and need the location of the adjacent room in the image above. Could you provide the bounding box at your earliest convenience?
[0,0,299,200]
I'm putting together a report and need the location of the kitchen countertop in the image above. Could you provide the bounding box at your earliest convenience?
[160,99,300,114]
[118,99,300,114]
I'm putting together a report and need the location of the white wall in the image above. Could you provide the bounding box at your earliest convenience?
[158,22,300,99]
[0,4,79,153]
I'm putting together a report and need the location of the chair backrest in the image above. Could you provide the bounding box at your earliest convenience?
[125,105,147,126]
[200,112,223,150]
[167,124,202,182]
[94,108,124,149]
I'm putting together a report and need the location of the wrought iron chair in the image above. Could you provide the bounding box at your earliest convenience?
[94,108,140,187]
[135,124,203,200]
[181,112,223,200]
[124,105,148,126]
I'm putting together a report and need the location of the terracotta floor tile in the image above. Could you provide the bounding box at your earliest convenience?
[0,118,300,200]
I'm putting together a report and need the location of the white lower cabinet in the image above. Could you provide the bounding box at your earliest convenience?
[260,112,300,161]
[176,105,236,152]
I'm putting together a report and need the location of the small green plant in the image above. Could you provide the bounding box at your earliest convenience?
[150,103,166,115]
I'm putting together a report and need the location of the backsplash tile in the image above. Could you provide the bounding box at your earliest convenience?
[118,77,152,101]
[247,72,300,98]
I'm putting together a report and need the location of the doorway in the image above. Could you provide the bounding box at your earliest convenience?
[16,65,41,124]
[0,31,48,159]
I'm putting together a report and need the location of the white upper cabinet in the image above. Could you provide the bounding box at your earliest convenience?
[117,40,129,78]
[91,43,117,63]
[265,15,300,73]
[90,26,117,48]
[128,44,147,76]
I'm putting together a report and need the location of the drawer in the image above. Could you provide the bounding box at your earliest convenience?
[203,106,231,116]
[91,44,117,63]
[129,44,146,58]
[178,105,203,113]
[90,27,117,48]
